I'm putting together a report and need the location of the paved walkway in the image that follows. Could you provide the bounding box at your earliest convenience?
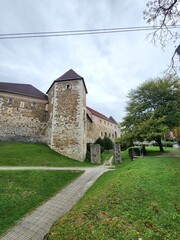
[0,163,114,240]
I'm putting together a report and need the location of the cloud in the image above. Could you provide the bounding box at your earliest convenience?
[0,0,175,122]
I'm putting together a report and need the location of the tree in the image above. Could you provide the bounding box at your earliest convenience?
[121,76,180,152]
[143,0,180,74]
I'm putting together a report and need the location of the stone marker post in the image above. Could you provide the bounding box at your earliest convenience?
[114,143,122,164]
[90,144,101,164]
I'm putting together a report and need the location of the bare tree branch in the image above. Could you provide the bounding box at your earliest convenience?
[144,0,180,74]
[144,0,180,46]
[163,44,180,75]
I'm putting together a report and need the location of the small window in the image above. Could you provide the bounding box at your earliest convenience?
[7,98,13,105]
[31,103,37,109]
[66,84,71,90]
[0,98,4,104]
[115,131,117,139]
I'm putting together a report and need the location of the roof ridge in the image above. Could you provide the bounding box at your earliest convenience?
[87,106,116,124]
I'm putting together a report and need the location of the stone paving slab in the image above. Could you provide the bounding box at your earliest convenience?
[0,165,111,240]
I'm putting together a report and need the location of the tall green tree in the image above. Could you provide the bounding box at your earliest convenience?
[121,76,180,151]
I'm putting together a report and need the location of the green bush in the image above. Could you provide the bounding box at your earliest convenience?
[116,135,133,150]
[95,137,104,153]
[103,137,114,151]
[162,141,173,147]
[94,137,114,152]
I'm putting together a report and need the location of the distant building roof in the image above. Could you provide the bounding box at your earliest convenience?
[87,106,117,124]
[46,69,88,94]
[109,116,118,125]
[0,82,48,100]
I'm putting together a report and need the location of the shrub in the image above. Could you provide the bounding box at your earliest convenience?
[103,137,114,152]
[95,137,104,153]
[116,135,133,150]
[162,141,173,147]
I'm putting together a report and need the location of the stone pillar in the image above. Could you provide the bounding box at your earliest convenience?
[114,143,122,164]
[90,144,101,164]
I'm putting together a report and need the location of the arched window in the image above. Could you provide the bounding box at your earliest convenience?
[115,131,117,139]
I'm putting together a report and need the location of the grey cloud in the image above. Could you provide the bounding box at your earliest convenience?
[0,0,174,122]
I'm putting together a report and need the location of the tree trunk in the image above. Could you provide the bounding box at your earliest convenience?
[156,138,164,152]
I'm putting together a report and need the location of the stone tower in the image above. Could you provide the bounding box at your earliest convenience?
[46,69,87,161]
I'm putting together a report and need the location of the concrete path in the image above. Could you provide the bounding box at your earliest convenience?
[0,164,113,240]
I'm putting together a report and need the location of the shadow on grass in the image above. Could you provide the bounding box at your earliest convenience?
[145,146,179,157]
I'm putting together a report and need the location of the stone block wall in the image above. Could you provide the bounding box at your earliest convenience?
[87,109,120,143]
[0,93,48,142]
[47,80,87,161]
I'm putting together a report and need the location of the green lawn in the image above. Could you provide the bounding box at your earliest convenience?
[0,142,92,167]
[48,148,180,240]
[0,170,82,236]
[101,151,113,163]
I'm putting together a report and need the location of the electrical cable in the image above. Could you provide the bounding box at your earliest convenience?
[0,25,179,40]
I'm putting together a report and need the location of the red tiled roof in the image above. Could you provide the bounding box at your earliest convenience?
[87,106,117,124]
[0,82,48,100]
[46,69,88,93]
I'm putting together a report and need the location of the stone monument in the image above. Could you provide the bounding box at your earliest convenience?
[90,144,101,164]
[114,143,122,164]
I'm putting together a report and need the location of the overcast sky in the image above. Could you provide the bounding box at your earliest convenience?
[0,0,177,122]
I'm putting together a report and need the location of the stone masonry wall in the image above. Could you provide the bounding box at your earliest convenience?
[0,93,48,142]
[47,80,87,161]
[46,85,55,146]
[87,109,120,143]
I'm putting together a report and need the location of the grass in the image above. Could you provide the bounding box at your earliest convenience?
[0,170,82,236]
[101,151,113,163]
[145,146,172,156]
[0,142,92,167]
[48,147,180,240]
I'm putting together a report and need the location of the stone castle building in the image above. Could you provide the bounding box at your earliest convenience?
[0,69,120,161]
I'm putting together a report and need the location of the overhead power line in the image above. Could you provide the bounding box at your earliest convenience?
[0,25,180,40]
